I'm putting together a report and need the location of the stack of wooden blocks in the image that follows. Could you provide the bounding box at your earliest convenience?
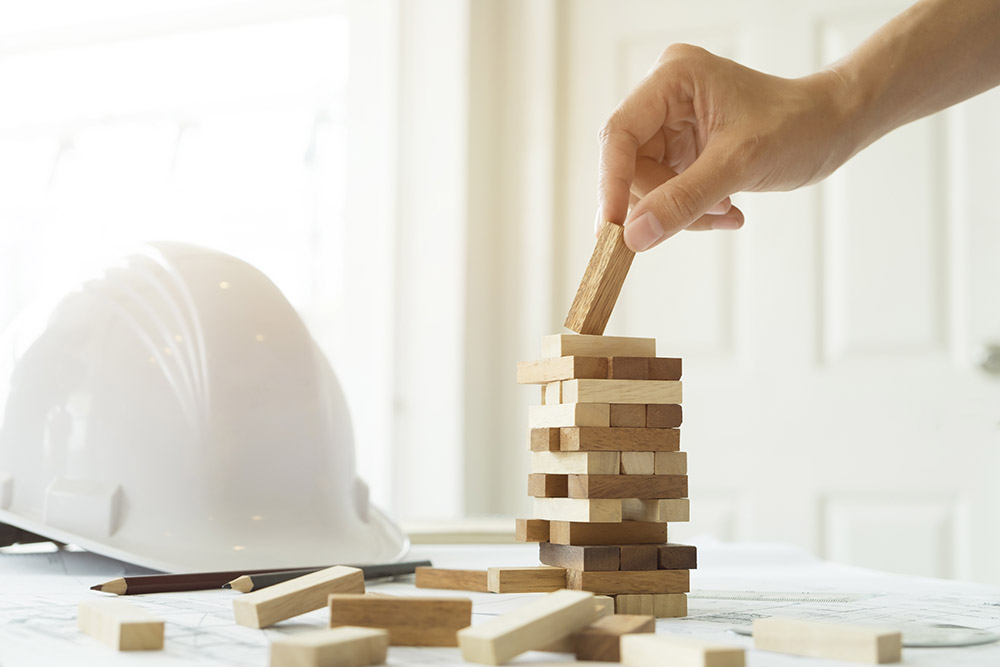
[515,332,695,618]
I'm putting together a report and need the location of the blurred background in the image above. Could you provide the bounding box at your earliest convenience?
[1,0,998,582]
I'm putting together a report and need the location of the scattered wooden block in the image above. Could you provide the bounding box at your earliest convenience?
[594,595,615,616]
[560,427,679,452]
[549,520,668,545]
[658,544,698,570]
[531,451,620,475]
[608,357,649,380]
[77,599,164,651]
[529,428,561,452]
[537,594,616,653]
[615,593,687,617]
[753,617,902,664]
[515,518,550,542]
[539,543,620,571]
[567,569,689,595]
[328,595,471,647]
[653,451,688,475]
[564,221,635,335]
[621,634,745,667]
[528,473,569,498]
[415,567,489,593]
[542,333,655,359]
[622,498,689,522]
[457,589,597,665]
[270,627,388,667]
[517,356,609,384]
[619,545,659,571]
[544,381,562,405]
[574,614,656,662]
[233,565,364,628]
[610,404,647,427]
[534,497,622,523]
[529,404,610,428]
[648,358,682,380]
[562,379,682,405]
[487,567,567,593]
[646,404,683,428]
[620,452,655,475]
[569,474,687,499]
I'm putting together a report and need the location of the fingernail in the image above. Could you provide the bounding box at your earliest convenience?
[712,219,742,230]
[594,208,604,237]
[624,211,665,251]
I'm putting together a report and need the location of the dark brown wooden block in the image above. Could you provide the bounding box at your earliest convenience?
[566,569,690,595]
[657,543,698,570]
[646,404,682,428]
[567,474,687,499]
[609,404,646,427]
[619,545,658,571]
[607,357,649,380]
[559,427,680,452]
[530,428,561,452]
[515,518,550,542]
[528,473,569,498]
[549,521,668,545]
[647,358,682,380]
[539,543,620,572]
[573,614,655,662]
[516,356,609,384]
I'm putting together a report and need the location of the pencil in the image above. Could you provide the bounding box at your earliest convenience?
[225,560,432,593]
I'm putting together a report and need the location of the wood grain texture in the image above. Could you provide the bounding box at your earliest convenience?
[529,403,610,428]
[232,565,364,628]
[541,333,654,359]
[567,569,690,595]
[486,567,567,593]
[620,452,654,475]
[564,221,635,335]
[658,544,698,570]
[517,356,608,384]
[614,593,688,618]
[568,474,687,499]
[753,617,902,664]
[537,596,615,653]
[457,589,596,665]
[534,497,622,523]
[622,634,745,667]
[619,545,658,571]
[648,358,682,380]
[530,451,620,475]
[528,473,569,498]
[574,614,656,662]
[646,404,683,428]
[529,428,561,452]
[622,498,690,522]
[562,379,682,405]
[328,595,472,646]
[538,543,620,571]
[610,404,646,427]
[559,427,679,452]
[608,357,649,380]
[415,567,489,593]
[77,599,164,651]
[270,627,388,667]
[515,518,550,542]
[548,521,667,545]
[653,451,688,475]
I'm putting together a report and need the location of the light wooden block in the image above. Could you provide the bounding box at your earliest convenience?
[515,518,550,542]
[562,379,682,405]
[534,497,623,523]
[753,617,902,664]
[529,403,610,428]
[653,451,688,475]
[622,498,689,522]
[607,357,649,380]
[658,544,698,570]
[77,599,164,651]
[542,333,655,359]
[610,404,646,427]
[564,221,635,335]
[529,428,561,452]
[538,595,616,653]
[528,473,569,498]
[567,569,690,595]
[458,589,597,665]
[574,614,656,662]
[415,567,489,593]
[539,543,620,571]
[540,385,548,405]
[517,356,609,384]
[621,452,655,475]
[621,634,745,667]
[549,520,667,545]
[594,595,615,616]
[487,566,567,593]
[531,451,620,475]
[615,594,687,618]
[569,474,687,499]
[328,595,471,646]
[619,545,658,571]
[646,404,683,428]
[544,381,562,405]
[560,427,679,452]
[270,627,388,667]
[233,565,365,628]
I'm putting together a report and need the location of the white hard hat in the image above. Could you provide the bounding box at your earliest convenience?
[0,243,406,572]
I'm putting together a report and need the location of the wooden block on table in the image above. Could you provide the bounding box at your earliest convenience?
[531,451,620,475]
[544,381,562,405]
[621,452,655,475]
[415,567,489,593]
[515,518,550,542]
[542,333,655,359]
[622,498,690,522]
[539,542,620,571]
[619,545,658,571]
[233,565,365,628]
[549,520,667,545]
[574,614,656,662]
[608,357,649,380]
[567,569,690,595]
[610,404,646,427]
[534,497,622,523]
[328,595,471,647]
[560,427,679,452]
[537,594,616,653]
[654,451,687,475]
[615,593,687,617]
[529,428,560,452]
[529,403,610,428]
[569,474,687,499]
[517,356,609,384]
[270,627,388,667]
[562,379,682,405]
[658,544,698,570]
[487,566,567,593]
[646,404,683,428]
[563,221,635,335]
[621,634,745,667]
[528,473,568,498]
[77,599,164,651]
[753,617,902,664]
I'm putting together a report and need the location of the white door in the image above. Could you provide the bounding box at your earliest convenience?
[556,0,1000,583]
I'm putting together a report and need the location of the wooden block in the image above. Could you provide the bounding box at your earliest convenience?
[233,565,364,628]
[517,356,608,384]
[515,518,550,542]
[77,599,164,651]
[569,474,686,499]
[537,595,616,653]
[457,589,596,665]
[614,594,652,616]
[574,614,656,662]
[540,385,548,405]
[646,404,683,428]
[614,593,687,617]
[529,428,561,452]
[619,545,658,571]
[528,473,569,498]
[328,594,471,646]
[647,357,682,380]
[415,567,489,593]
[544,381,562,405]
[562,379,682,405]
[529,403,610,428]
[564,221,635,335]
[270,627,388,667]
[594,595,615,616]
[487,566,567,593]
[531,451,620,475]
[542,333,654,359]
[653,451,688,475]
[621,452,654,475]
[539,543,620,571]
[622,498,689,522]
[608,357,649,380]
[549,520,667,545]
[534,497,622,523]
[610,404,646,427]
[560,427,679,452]
[658,544,698,570]
[567,569,690,595]
[753,617,902,664]
[621,634,745,667]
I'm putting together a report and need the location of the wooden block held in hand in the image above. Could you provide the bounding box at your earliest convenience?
[549,520,667,545]
[539,542,620,571]
[622,498,689,522]
[610,404,646,427]
[415,567,489,593]
[567,569,689,595]
[528,473,569,498]
[562,379,682,405]
[515,518,550,542]
[654,451,688,475]
[270,627,388,667]
[619,545,658,571]
[608,357,649,380]
[621,452,655,475]
[487,566,567,593]
[560,427,679,452]
[753,617,902,664]
[534,497,622,523]
[646,404,683,428]
[530,428,561,452]
[615,593,687,618]
[531,451,620,475]
[574,614,656,662]
[658,544,698,570]
[517,356,609,384]
[529,404,610,428]
[542,333,655,359]
[233,565,364,628]
[564,221,635,334]
[77,599,164,651]
[569,474,686,499]
[622,634,745,667]
[328,595,471,646]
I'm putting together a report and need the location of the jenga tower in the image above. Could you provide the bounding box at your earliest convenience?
[515,332,695,617]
